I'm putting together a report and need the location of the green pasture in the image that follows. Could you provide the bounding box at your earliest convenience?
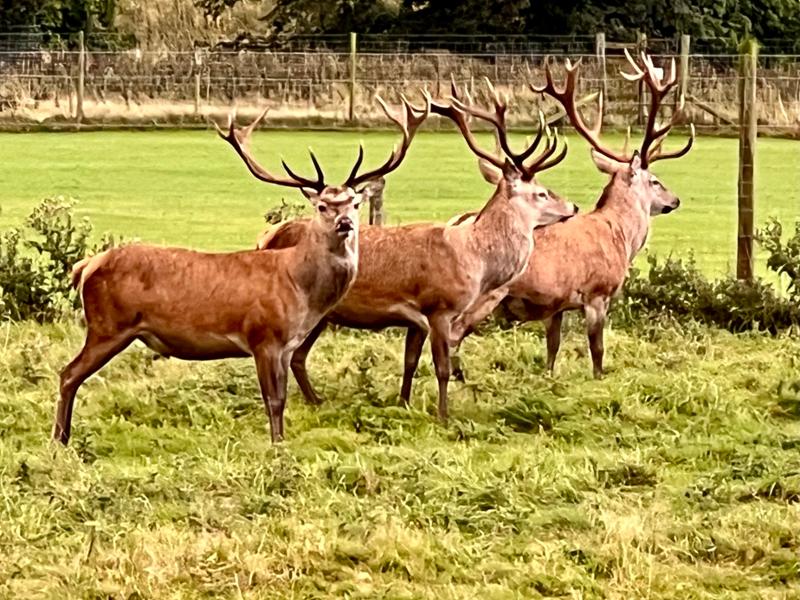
[0,130,798,275]
[2,319,800,597]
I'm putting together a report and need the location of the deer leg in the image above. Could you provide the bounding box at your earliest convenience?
[544,311,564,374]
[290,320,327,405]
[254,345,289,443]
[429,314,453,423]
[54,331,135,445]
[400,326,427,406]
[449,285,509,346]
[584,299,609,379]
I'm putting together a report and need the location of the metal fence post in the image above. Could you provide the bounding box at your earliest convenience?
[737,38,758,281]
[349,32,357,122]
[76,30,85,123]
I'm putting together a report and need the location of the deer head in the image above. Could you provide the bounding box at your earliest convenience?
[427,79,578,227]
[216,96,429,240]
[533,51,694,217]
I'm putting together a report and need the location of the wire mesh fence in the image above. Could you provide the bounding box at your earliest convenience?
[0,40,798,136]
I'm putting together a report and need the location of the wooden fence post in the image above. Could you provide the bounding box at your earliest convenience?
[76,30,85,124]
[679,34,691,99]
[194,49,202,115]
[737,38,758,281]
[595,32,607,120]
[636,31,647,126]
[349,32,357,122]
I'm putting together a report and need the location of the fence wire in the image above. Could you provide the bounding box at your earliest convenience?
[0,48,798,136]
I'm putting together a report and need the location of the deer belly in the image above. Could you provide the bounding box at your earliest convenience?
[138,330,251,360]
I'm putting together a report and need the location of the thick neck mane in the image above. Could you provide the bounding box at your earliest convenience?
[474,178,510,222]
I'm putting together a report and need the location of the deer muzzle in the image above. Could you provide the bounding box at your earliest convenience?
[335,216,355,235]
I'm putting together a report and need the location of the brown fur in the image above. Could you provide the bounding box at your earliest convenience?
[262,173,577,418]
[55,204,359,446]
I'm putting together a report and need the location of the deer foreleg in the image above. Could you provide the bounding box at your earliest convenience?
[449,286,510,346]
[290,320,327,405]
[544,311,564,374]
[254,345,290,442]
[55,330,135,445]
[584,298,610,379]
[400,326,427,405]
[429,314,453,423]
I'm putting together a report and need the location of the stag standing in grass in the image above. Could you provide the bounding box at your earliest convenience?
[260,84,578,421]
[54,97,428,445]
[450,51,694,378]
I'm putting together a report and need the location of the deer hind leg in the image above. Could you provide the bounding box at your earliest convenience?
[400,326,427,406]
[544,311,564,374]
[54,330,135,445]
[254,345,290,443]
[429,314,453,423]
[290,320,327,405]
[584,298,610,379]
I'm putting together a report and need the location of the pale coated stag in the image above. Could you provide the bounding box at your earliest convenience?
[54,97,428,445]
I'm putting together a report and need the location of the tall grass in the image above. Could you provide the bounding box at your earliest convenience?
[1,317,799,597]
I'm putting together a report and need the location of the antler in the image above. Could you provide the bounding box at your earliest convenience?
[431,77,566,179]
[532,58,629,164]
[345,94,430,188]
[533,54,694,169]
[216,108,327,192]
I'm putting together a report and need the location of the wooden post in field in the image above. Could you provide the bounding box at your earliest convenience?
[737,38,758,281]
[349,32,357,122]
[194,49,202,115]
[595,32,607,125]
[366,177,386,226]
[76,30,85,124]
[636,31,647,126]
[679,34,691,99]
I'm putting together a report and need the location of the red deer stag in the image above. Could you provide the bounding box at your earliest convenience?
[450,51,694,378]
[54,97,428,445]
[260,82,578,421]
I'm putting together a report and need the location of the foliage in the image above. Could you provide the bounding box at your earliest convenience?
[0,0,117,42]
[620,249,800,333]
[0,197,117,323]
[757,218,800,301]
[192,0,800,51]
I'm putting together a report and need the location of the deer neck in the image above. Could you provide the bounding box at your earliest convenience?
[289,223,358,312]
[465,182,535,289]
[595,178,651,262]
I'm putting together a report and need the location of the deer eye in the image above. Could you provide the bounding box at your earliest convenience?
[318,204,328,213]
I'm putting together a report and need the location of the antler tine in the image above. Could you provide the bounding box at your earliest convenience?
[533,57,628,164]
[515,110,546,164]
[429,92,507,171]
[649,123,695,164]
[621,48,646,82]
[522,126,566,176]
[216,107,325,191]
[532,130,569,173]
[346,93,430,188]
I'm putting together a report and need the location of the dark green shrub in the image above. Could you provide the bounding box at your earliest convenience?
[0,197,118,322]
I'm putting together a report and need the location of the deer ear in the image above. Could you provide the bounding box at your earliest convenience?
[630,151,642,172]
[478,158,502,184]
[501,158,519,182]
[590,149,622,174]
[300,187,317,200]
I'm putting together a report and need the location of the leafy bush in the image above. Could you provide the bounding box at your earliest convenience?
[620,242,800,334]
[757,218,800,301]
[0,197,118,322]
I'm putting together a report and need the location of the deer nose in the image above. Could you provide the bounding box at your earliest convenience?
[336,217,354,233]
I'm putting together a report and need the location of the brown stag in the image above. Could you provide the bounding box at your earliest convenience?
[260,82,578,421]
[450,51,694,378]
[54,96,428,445]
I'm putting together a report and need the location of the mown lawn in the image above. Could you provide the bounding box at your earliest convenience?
[0,129,798,275]
[2,317,800,598]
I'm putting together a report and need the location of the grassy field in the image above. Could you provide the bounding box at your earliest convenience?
[0,129,798,275]
[1,129,800,597]
[1,317,800,598]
